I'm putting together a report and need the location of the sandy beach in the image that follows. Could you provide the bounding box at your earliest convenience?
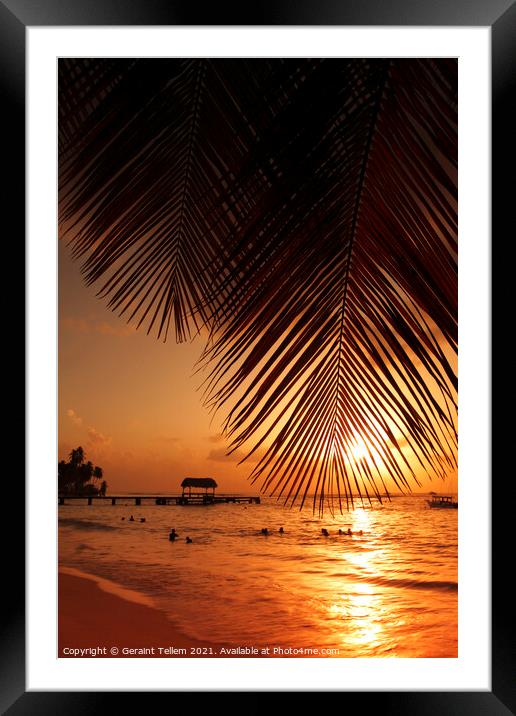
[59,568,249,658]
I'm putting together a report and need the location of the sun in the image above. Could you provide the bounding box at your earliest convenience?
[350,437,370,462]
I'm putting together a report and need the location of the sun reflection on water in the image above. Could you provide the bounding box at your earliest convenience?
[327,508,391,652]
[330,582,384,649]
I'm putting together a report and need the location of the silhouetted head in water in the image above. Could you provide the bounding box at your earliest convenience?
[129,515,135,522]
[261,528,269,535]
[338,528,343,534]
[140,518,146,523]
[347,528,352,535]
[186,536,193,543]
[121,517,125,521]
[279,527,284,534]
[169,529,177,541]
[321,528,329,536]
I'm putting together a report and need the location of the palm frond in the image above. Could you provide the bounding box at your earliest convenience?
[197,59,457,513]
[59,58,458,511]
[59,59,321,341]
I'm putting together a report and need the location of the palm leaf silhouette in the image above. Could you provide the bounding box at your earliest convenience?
[59,58,457,512]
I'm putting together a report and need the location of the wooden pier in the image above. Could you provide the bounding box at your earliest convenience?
[58,494,261,506]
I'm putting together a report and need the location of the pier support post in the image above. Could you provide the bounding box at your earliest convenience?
[87,497,93,505]
[135,497,141,505]
[59,497,64,505]
[112,497,116,505]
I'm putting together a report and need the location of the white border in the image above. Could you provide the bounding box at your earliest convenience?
[27,27,490,691]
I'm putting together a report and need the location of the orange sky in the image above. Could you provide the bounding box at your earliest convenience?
[58,239,256,494]
[59,239,457,497]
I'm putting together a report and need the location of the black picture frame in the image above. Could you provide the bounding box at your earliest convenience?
[6,0,513,711]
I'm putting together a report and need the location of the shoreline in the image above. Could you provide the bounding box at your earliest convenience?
[59,567,256,658]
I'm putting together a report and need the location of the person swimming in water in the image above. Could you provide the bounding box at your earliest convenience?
[140,517,146,523]
[169,528,178,541]
[279,527,284,534]
[261,528,269,535]
[129,515,135,522]
[185,536,193,543]
[321,528,329,536]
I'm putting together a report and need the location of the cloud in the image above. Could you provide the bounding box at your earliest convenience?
[61,317,136,337]
[61,319,90,334]
[207,448,261,464]
[66,408,83,426]
[206,434,224,443]
[154,435,181,444]
[87,426,112,447]
[95,321,136,337]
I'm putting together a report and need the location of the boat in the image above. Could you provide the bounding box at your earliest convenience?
[426,494,458,509]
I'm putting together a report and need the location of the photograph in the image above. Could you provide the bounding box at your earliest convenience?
[5,1,507,705]
[57,57,458,660]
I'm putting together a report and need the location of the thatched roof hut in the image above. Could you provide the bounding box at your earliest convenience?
[181,477,218,495]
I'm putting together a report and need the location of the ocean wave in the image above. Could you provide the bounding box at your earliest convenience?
[59,517,117,532]
[390,578,458,592]
[329,572,457,592]
[370,575,457,592]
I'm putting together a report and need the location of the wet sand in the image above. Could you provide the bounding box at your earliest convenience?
[59,568,250,658]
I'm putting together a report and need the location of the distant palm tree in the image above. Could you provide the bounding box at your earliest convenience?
[59,59,457,512]
[93,466,103,482]
[59,447,105,496]
[77,461,94,493]
[68,446,84,468]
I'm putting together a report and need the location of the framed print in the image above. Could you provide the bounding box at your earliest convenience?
[6,0,513,710]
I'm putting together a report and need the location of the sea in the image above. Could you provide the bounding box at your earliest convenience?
[58,494,457,658]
